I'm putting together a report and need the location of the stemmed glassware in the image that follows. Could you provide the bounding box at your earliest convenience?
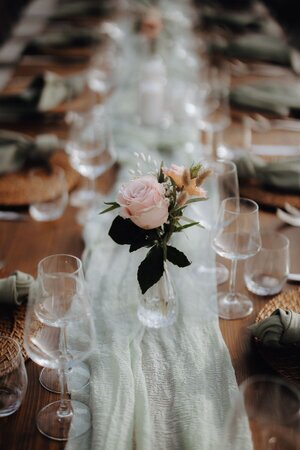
[192,159,239,285]
[66,108,116,224]
[212,197,261,319]
[222,376,300,449]
[24,254,96,441]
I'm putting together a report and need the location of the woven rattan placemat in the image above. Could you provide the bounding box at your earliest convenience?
[255,288,300,387]
[0,304,27,361]
[0,151,80,206]
[240,181,300,210]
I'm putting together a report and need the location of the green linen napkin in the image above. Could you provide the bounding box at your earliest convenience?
[0,71,85,121]
[50,1,112,20]
[0,130,60,175]
[250,308,300,348]
[201,7,263,32]
[234,152,300,191]
[230,81,300,117]
[211,34,295,68]
[0,271,34,306]
[26,28,102,52]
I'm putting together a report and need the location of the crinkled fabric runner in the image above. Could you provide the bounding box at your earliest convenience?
[66,200,252,450]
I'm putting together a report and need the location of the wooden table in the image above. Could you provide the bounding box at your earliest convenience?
[0,7,300,450]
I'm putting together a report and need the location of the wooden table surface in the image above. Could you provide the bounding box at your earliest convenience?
[0,6,300,450]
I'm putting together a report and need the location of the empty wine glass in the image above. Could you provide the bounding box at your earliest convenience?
[87,38,121,99]
[222,376,300,449]
[212,197,261,319]
[66,108,116,224]
[191,159,239,285]
[24,254,96,441]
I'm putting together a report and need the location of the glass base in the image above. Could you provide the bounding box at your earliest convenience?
[137,303,177,328]
[195,262,229,285]
[36,400,91,441]
[39,363,90,394]
[217,292,253,320]
[69,188,97,208]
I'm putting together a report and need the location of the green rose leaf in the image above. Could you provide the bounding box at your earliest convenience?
[166,245,191,267]
[109,216,148,245]
[138,246,164,294]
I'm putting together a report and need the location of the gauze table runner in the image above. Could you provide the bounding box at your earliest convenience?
[66,155,252,449]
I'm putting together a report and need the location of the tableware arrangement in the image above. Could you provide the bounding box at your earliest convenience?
[212,197,261,319]
[101,157,211,328]
[0,336,27,417]
[244,232,289,296]
[222,376,300,449]
[24,254,96,440]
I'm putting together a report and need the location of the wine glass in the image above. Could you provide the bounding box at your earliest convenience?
[66,108,116,224]
[222,376,300,449]
[212,197,261,319]
[87,38,121,100]
[196,61,231,159]
[24,254,96,441]
[191,159,239,285]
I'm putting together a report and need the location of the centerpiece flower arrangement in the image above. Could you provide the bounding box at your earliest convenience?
[101,156,211,297]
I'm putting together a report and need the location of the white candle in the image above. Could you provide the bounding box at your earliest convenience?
[139,56,166,126]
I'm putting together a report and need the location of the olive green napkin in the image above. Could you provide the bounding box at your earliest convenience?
[230,81,300,117]
[50,1,111,20]
[234,152,300,191]
[250,308,300,348]
[211,34,297,69]
[26,28,101,52]
[0,271,34,306]
[0,71,85,122]
[0,130,60,175]
[202,7,263,32]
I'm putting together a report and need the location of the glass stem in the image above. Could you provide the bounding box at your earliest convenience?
[57,328,72,419]
[229,259,238,297]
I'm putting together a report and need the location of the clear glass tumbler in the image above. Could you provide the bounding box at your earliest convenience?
[0,336,27,417]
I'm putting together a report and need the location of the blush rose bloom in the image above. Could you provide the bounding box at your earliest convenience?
[163,164,206,197]
[116,175,169,230]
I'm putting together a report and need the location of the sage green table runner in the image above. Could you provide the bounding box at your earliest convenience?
[65,179,252,449]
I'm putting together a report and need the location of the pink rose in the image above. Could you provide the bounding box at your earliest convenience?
[117,175,169,230]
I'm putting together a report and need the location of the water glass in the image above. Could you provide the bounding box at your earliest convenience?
[222,376,300,450]
[29,165,68,222]
[0,337,27,417]
[244,232,290,296]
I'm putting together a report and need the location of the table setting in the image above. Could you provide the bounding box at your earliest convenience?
[0,0,299,449]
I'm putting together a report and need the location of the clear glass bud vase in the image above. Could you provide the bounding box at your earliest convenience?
[137,264,177,328]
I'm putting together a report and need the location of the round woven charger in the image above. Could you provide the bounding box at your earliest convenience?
[240,180,300,210]
[255,288,300,388]
[0,304,27,362]
[0,151,80,206]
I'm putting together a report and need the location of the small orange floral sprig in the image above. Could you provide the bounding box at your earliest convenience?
[101,161,211,294]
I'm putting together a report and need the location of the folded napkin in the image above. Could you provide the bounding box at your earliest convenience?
[234,152,300,191]
[26,28,101,51]
[201,7,263,32]
[211,34,296,69]
[50,1,111,20]
[230,81,300,117]
[0,130,60,175]
[0,71,85,120]
[0,271,34,306]
[250,308,300,348]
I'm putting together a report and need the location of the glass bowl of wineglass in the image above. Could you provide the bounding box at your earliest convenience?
[66,108,117,225]
[24,254,97,441]
[212,197,261,319]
